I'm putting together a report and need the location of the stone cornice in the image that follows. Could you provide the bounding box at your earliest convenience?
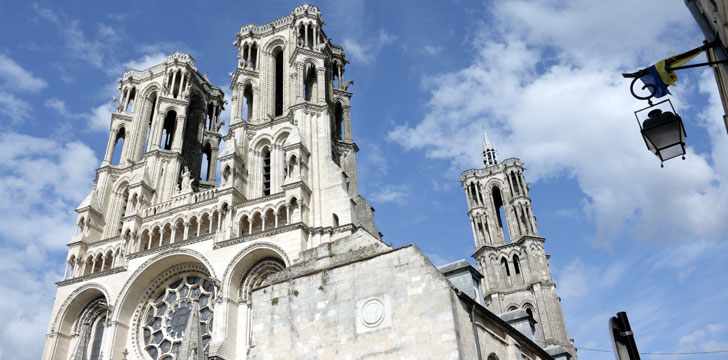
[288,102,327,115]
[460,158,525,180]
[333,88,352,98]
[472,235,546,259]
[281,181,311,194]
[158,95,189,107]
[245,114,294,132]
[111,113,133,123]
[282,142,310,155]
[484,280,556,297]
[214,222,307,249]
[290,47,327,65]
[335,140,358,152]
[234,192,285,210]
[56,266,126,287]
[231,68,259,88]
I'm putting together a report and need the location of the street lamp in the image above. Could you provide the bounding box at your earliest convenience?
[634,100,686,167]
[622,40,727,166]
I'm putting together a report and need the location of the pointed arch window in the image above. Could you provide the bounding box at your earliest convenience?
[111,128,125,165]
[334,102,344,140]
[142,92,157,157]
[272,47,284,116]
[242,83,254,121]
[118,188,129,234]
[262,146,271,196]
[492,186,511,243]
[304,63,317,102]
[501,257,510,277]
[513,254,521,274]
[201,143,212,182]
[160,111,177,150]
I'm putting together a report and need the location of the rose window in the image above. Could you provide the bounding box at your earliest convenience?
[140,275,215,359]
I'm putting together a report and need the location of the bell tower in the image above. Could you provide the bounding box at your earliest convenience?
[461,129,577,358]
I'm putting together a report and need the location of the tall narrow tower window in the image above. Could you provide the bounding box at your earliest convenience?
[160,111,177,150]
[242,83,253,121]
[273,47,284,116]
[469,183,478,206]
[201,143,212,181]
[118,188,129,234]
[111,128,125,165]
[492,186,510,243]
[142,92,157,157]
[501,257,510,276]
[513,254,521,274]
[262,147,271,195]
[304,63,317,102]
[334,102,344,140]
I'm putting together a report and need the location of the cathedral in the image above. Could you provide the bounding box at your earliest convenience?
[42,5,576,360]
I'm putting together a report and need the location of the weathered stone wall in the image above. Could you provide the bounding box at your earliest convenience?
[248,244,464,359]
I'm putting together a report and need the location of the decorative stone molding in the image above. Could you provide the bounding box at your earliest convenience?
[49,282,111,333]
[214,222,307,249]
[56,267,126,287]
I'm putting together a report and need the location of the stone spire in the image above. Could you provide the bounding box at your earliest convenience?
[482,128,498,166]
[177,299,206,360]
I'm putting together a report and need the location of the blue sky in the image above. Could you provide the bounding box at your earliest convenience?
[1,1,727,359]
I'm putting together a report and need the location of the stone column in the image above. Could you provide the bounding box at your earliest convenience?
[343,105,352,141]
[316,68,325,104]
[274,211,279,228]
[102,129,118,166]
[208,146,219,182]
[247,44,252,68]
[170,70,178,98]
[171,115,186,152]
[63,261,70,280]
[305,23,309,49]
[252,87,260,123]
[150,111,164,150]
[469,217,479,247]
[183,221,189,240]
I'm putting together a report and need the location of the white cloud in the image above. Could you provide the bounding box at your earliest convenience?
[421,45,443,56]
[343,30,397,65]
[370,183,410,205]
[0,54,48,93]
[387,0,728,245]
[44,98,73,118]
[83,103,115,132]
[0,90,33,125]
[0,132,97,359]
[120,52,168,73]
[32,4,120,69]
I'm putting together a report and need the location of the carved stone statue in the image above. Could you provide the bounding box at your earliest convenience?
[342,80,354,91]
[113,97,124,113]
[177,167,194,195]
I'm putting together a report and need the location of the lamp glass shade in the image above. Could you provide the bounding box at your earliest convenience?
[641,111,686,161]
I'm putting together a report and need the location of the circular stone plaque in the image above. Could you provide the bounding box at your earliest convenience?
[361,299,385,327]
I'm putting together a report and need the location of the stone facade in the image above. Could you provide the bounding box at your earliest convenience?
[686,0,728,134]
[42,4,575,360]
[461,131,577,358]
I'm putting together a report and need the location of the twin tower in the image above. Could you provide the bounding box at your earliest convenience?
[461,132,576,356]
[43,4,575,360]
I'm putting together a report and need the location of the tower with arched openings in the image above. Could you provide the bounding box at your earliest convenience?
[43,5,380,360]
[461,129,577,358]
